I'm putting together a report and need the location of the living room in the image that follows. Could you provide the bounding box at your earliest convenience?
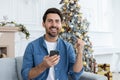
[0,0,120,80]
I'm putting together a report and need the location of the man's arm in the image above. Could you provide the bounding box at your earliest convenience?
[28,61,47,79]
[73,52,83,72]
[73,39,84,72]
[28,55,60,79]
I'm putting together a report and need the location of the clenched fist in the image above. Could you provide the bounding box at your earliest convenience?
[75,39,85,54]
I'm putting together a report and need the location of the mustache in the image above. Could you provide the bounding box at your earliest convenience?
[49,26,58,29]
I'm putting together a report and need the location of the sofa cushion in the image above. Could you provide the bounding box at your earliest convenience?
[0,57,18,80]
[15,56,23,80]
[80,72,108,80]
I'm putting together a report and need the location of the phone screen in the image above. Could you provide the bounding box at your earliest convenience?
[49,50,59,56]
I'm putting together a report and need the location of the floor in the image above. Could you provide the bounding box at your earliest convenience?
[113,72,120,80]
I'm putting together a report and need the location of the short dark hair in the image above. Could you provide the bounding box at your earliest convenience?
[43,8,63,22]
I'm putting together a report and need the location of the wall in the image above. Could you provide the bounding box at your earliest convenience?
[112,0,120,50]
[111,0,120,72]
[79,0,114,54]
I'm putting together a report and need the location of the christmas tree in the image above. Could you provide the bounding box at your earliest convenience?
[59,0,96,72]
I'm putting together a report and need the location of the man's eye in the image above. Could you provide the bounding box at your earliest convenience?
[48,20,52,22]
[56,20,60,23]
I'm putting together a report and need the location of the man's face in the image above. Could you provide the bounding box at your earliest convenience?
[43,13,62,37]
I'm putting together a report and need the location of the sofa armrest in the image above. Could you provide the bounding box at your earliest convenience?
[80,72,108,80]
[15,56,23,80]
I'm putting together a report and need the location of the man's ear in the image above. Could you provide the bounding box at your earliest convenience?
[42,22,45,28]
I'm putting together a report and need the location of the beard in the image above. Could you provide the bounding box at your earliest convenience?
[48,32,57,37]
[46,26,59,37]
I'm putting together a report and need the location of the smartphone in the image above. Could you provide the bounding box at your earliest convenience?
[49,50,59,56]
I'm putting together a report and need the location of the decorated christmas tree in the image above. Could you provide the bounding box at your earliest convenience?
[59,0,96,72]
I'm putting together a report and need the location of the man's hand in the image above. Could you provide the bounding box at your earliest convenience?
[43,55,60,68]
[75,38,85,54]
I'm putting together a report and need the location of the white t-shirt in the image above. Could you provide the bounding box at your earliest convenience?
[45,40,57,80]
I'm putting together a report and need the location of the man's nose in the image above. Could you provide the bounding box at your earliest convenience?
[52,21,57,26]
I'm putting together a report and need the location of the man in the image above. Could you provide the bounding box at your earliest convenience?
[21,8,84,80]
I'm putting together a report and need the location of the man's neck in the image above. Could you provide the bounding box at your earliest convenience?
[45,34,58,42]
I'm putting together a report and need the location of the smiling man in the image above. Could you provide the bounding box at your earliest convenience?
[21,8,84,80]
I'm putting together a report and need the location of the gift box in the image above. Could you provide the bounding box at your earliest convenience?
[96,64,112,80]
[105,71,112,80]
[98,64,110,71]
[104,64,110,71]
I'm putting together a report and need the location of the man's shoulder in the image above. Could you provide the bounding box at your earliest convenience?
[58,38,72,46]
[29,36,44,45]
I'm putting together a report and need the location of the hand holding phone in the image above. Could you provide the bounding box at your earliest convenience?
[49,50,59,56]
